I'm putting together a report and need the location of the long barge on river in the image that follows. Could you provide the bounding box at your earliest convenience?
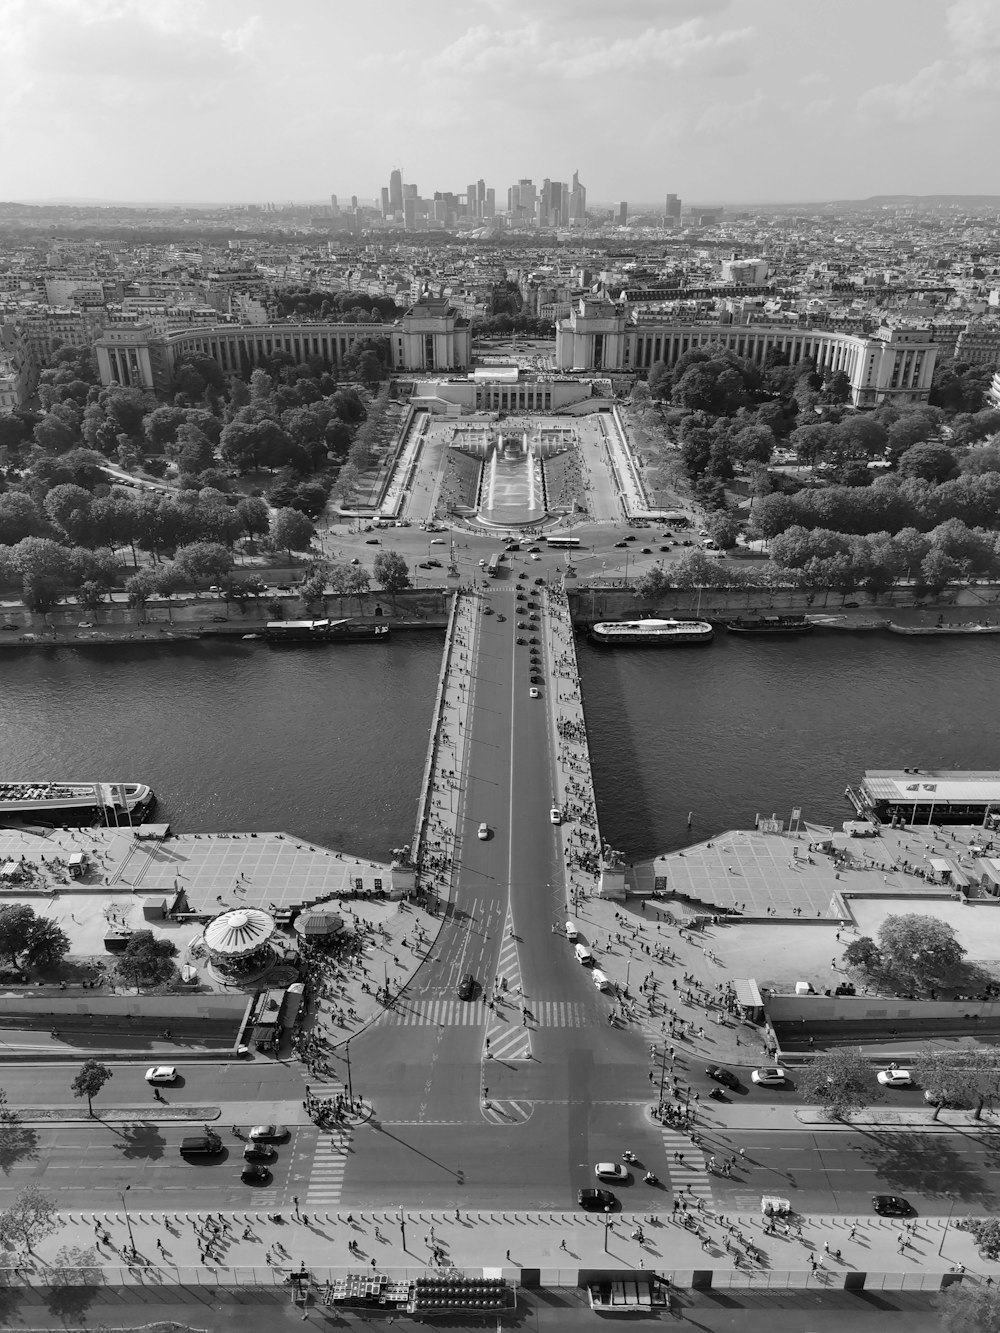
[589,617,713,647]
[264,619,390,644]
[846,769,1000,827]
[0,782,155,826]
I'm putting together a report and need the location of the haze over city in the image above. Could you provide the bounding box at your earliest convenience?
[2,0,997,205]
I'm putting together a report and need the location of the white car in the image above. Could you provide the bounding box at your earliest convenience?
[431,538,446,545]
[145,1066,178,1084]
[750,1067,787,1086]
[595,1162,628,1182]
[529,686,540,699]
[531,554,541,561]
[477,822,489,840]
[550,806,562,825]
[877,1068,913,1088]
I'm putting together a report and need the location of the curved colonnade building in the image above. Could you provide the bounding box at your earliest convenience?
[95,295,936,410]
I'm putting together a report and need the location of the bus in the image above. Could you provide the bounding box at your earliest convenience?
[544,536,581,549]
[486,553,502,577]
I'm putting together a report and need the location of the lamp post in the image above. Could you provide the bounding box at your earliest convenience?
[121,1184,136,1257]
[344,1039,354,1104]
[398,1206,407,1253]
[604,1206,612,1253]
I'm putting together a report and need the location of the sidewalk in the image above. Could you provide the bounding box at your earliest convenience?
[14,1200,997,1289]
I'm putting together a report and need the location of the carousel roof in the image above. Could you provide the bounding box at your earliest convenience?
[203,908,275,957]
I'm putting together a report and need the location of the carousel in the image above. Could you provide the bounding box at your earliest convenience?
[202,907,277,978]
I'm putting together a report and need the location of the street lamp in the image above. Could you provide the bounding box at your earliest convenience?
[604,1206,612,1253]
[398,1206,407,1253]
[120,1184,136,1258]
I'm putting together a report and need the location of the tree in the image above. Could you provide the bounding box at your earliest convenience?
[113,930,178,992]
[897,441,959,484]
[843,935,882,974]
[877,914,966,994]
[0,1183,61,1254]
[635,567,670,600]
[0,904,70,971]
[706,512,740,549]
[71,1060,113,1116]
[174,541,233,588]
[935,1277,1000,1333]
[372,551,411,601]
[798,1047,883,1121]
[270,507,315,561]
[955,1217,1000,1261]
[124,570,156,623]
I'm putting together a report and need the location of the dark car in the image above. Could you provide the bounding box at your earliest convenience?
[243,1142,276,1162]
[527,546,540,553]
[660,545,671,553]
[276,583,291,591]
[682,539,693,546]
[641,547,652,554]
[614,540,628,548]
[873,1194,913,1217]
[579,1188,617,1211]
[706,1066,739,1089]
[241,1163,271,1184]
[518,621,529,629]
[534,578,545,586]
[418,561,432,569]
[624,534,636,542]
[529,636,539,644]
[516,593,526,601]
[426,558,442,567]
[457,973,476,1001]
[365,538,380,545]
[483,606,494,615]
[1,622,18,631]
[209,615,228,623]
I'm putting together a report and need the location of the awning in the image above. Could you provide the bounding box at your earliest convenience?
[733,978,763,1009]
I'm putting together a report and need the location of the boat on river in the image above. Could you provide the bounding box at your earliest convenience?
[0,782,155,826]
[887,621,1000,636]
[264,619,390,644]
[589,617,713,647]
[725,614,813,636]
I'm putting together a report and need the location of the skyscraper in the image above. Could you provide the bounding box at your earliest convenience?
[665,193,681,221]
[380,187,390,217]
[330,194,339,216]
[466,183,478,219]
[389,168,403,214]
[569,170,586,224]
[616,201,628,226]
[484,188,495,219]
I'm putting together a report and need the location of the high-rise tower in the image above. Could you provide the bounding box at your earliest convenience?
[389,168,403,214]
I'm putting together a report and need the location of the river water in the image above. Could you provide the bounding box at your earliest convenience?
[0,632,993,862]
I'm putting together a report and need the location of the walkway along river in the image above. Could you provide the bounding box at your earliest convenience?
[0,631,996,861]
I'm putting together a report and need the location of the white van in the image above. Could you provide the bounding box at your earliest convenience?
[574,943,594,966]
[565,920,580,942]
[592,969,612,992]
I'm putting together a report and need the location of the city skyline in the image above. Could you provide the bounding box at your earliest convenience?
[1,0,998,205]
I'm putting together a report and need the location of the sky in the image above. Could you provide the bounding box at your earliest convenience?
[0,0,997,206]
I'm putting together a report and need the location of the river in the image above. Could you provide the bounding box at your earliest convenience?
[0,631,993,862]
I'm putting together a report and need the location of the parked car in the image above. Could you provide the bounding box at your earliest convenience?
[873,1194,913,1217]
[579,1188,617,1211]
[877,1068,913,1088]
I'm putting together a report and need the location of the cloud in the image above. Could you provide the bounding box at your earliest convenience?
[694,91,765,135]
[859,0,1000,122]
[799,70,829,87]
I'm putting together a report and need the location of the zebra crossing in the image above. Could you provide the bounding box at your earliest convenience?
[658,1125,714,1203]
[378,997,601,1028]
[486,912,531,1059]
[304,1127,352,1208]
[482,1097,533,1125]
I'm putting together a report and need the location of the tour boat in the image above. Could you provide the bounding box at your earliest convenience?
[0,782,155,826]
[589,618,713,647]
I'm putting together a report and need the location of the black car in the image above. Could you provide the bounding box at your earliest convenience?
[579,1188,617,1211]
[641,547,652,554]
[534,577,545,586]
[624,534,636,542]
[518,621,529,629]
[457,973,476,1001]
[365,538,380,545]
[517,593,526,601]
[529,636,539,644]
[418,561,432,569]
[516,637,526,645]
[873,1194,913,1217]
[614,540,628,548]
[660,545,671,553]
[241,1163,271,1184]
[427,558,442,567]
[706,1066,739,1089]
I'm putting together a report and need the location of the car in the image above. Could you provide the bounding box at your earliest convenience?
[595,1162,628,1182]
[483,606,494,615]
[641,547,652,554]
[457,972,476,1001]
[249,1124,290,1142]
[418,561,432,569]
[530,675,543,685]
[614,540,628,548]
[276,583,291,591]
[516,583,524,589]
[529,636,539,644]
[751,1067,787,1086]
[579,1188,617,1211]
[243,1142,276,1161]
[1,622,18,631]
[873,1194,913,1217]
[550,806,562,825]
[527,546,540,553]
[844,600,860,608]
[77,620,96,629]
[210,615,228,623]
[516,593,526,601]
[707,1066,739,1089]
[529,686,540,698]
[660,545,671,553]
[877,1068,914,1088]
[241,1163,271,1184]
[431,538,446,545]
[145,1066,178,1084]
[534,577,545,586]
[350,557,361,565]
[478,822,489,840]
[365,538,379,545]
[518,621,529,629]
[478,559,487,567]
[682,539,693,546]
[426,558,442,567]
[516,636,526,645]
[624,534,636,542]
[531,554,540,561]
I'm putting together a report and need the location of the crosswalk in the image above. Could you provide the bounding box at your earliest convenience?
[486,909,531,1060]
[482,1098,533,1125]
[378,998,602,1028]
[304,1127,352,1208]
[658,1125,713,1203]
